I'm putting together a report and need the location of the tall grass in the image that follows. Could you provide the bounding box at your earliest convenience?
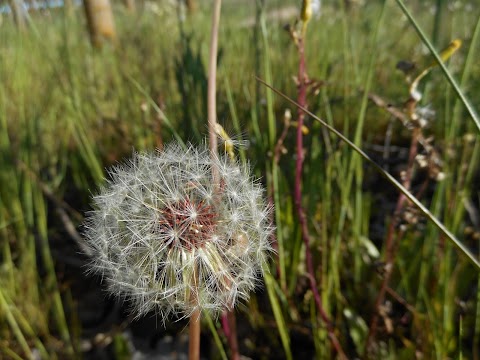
[0,0,479,358]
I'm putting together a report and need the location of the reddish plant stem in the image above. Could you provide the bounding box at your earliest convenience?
[294,37,347,359]
[365,125,421,354]
[294,39,307,208]
[226,310,240,360]
[221,313,230,338]
[385,286,417,314]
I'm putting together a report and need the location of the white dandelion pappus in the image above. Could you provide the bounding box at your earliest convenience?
[83,142,274,323]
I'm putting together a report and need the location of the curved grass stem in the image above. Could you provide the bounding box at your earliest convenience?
[257,77,480,270]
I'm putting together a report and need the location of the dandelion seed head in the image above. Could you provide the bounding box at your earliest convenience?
[83,142,274,322]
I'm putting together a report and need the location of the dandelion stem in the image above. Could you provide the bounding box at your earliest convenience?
[189,308,201,360]
[226,310,240,360]
[189,263,201,360]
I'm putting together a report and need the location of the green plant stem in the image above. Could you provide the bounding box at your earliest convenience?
[205,312,228,360]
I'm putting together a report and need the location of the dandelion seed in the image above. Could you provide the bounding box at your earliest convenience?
[214,123,250,161]
[83,142,274,322]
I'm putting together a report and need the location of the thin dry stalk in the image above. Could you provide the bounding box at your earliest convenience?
[206,1,240,359]
[187,0,224,356]
[365,101,422,355]
[207,0,222,157]
[274,110,292,164]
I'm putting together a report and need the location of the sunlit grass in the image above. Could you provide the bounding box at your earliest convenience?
[0,0,479,358]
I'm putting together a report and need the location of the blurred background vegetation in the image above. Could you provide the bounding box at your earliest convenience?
[1,0,480,358]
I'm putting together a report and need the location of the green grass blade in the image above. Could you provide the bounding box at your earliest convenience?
[452,13,480,136]
[394,0,480,134]
[264,272,292,360]
[257,5,286,292]
[204,312,228,360]
[475,271,480,357]
[34,190,73,354]
[0,348,24,360]
[347,0,387,284]
[0,289,33,359]
[11,306,50,359]
[259,6,276,149]
[127,75,186,147]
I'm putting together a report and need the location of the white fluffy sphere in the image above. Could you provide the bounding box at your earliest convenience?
[83,143,273,321]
